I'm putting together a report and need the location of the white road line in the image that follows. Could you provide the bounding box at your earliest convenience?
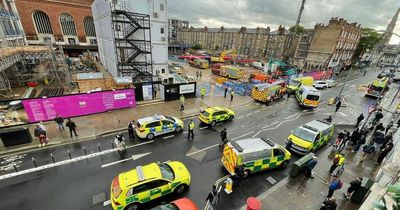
[0,141,154,181]
[199,126,208,130]
[183,131,188,134]
[231,131,255,140]
[240,122,252,127]
[237,116,244,119]
[252,113,301,138]
[101,152,151,168]
[283,113,298,120]
[186,144,218,156]
[254,110,260,114]
[163,135,175,139]
[261,121,280,129]
[103,200,111,206]
[246,113,252,116]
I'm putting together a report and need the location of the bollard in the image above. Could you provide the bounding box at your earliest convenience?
[246,197,261,210]
[111,141,114,149]
[83,146,87,156]
[32,157,37,167]
[67,149,72,159]
[224,177,233,194]
[97,143,101,152]
[50,153,55,164]
[13,163,18,172]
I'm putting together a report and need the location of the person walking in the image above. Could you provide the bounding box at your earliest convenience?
[54,114,65,131]
[206,185,219,210]
[327,175,343,198]
[38,121,48,141]
[356,113,364,127]
[286,90,291,100]
[304,155,318,178]
[180,95,185,111]
[377,140,394,164]
[334,131,346,150]
[324,116,333,123]
[385,120,394,135]
[234,164,247,186]
[196,71,199,80]
[344,177,363,199]
[360,143,375,162]
[338,131,351,151]
[230,89,234,101]
[219,128,228,146]
[319,197,337,210]
[200,87,206,99]
[335,100,342,112]
[329,153,345,175]
[114,133,126,152]
[224,86,228,98]
[372,109,384,125]
[350,128,360,146]
[373,130,385,152]
[128,120,135,140]
[34,125,47,147]
[353,133,367,152]
[373,123,384,135]
[200,71,202,78]
[187,120,194,139]
[66,118,78,138]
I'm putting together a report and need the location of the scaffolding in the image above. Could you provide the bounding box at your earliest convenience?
[112,1,152,83]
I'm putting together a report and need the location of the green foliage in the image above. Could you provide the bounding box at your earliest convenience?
[373,184,400,210]
[352,28,383,60]
[191,43,203,50]
[289,25,304,35]
[214,45,219,51]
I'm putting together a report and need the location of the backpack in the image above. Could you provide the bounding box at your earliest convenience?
[333,156,340,164]
[337,180,343,189]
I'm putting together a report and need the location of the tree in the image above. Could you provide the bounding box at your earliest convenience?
[289,25,304,35]
[352,28,383,60]
[373,183,400,210]
[214,45,220,51]
[191,43,203,50]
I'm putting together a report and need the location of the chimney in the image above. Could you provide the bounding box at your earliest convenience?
[240,26,246,33]
[204,26,208,32]
[220,26,224,32]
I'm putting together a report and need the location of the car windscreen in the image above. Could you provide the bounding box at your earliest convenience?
[166,116,175,122]
[158,163,175,181]
[201,110,210,117]
[306,94,319,101]
[293,127,316,142]
[370,85,383,91]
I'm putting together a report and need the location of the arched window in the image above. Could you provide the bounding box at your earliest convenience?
[83,16,96,37]
[32,11,53,34]
[59,13,77,36]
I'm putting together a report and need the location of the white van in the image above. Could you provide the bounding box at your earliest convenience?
[295,86,320,108]
[252,62,264,70]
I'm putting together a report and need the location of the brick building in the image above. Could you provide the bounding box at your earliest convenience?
[305,17,362,69]
[292,29,314,68]
[14,0,97,55]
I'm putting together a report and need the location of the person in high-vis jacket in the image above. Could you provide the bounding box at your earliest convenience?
[188,120,195,139]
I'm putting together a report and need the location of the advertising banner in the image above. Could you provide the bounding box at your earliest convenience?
[22,89,136,123]
[179,84,195,94]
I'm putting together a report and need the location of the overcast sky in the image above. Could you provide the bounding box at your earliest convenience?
[168,0,400,44]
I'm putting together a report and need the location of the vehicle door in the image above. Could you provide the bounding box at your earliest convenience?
[219,110,229,121]
[243,149,272,172]
[146,121,162,136]
[211,111,220,122]
[147,179,172,200]
[161,120,174,134]
[125,182,152,204]
[271,148,286,168]
[313,133,322,149]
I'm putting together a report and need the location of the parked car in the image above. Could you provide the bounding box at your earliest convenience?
[150,198,198,210]
[326,79,337,87]
[378,70,395,78]
[313,80,328,89]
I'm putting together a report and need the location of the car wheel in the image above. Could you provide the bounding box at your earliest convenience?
[175,126,182,132]
[228,115,234,121]
[174,184,187,194]
[323,86,327,89]
[280,161,289,169]
[146,133,154,140]
[125,203,140,210]
[210,121,216,127]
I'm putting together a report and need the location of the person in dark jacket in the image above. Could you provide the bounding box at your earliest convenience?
[373,123,385,135]
[54,114,64,131]
[344,177,363,199]
[128,120,135,140]
[206,185,219,208]
[373,131,385,152]
[385,120,394,135]
[34,125,47,147]
[304,155,318,178]
[356,113,364,127]
[372,110,384,125]
[377,140,394,164]
[350,128,360,146]
[353,134,366,152]
[219,128,228,146]
[335,100,342,112]
[319,197,337,210]
[66,118,78,138]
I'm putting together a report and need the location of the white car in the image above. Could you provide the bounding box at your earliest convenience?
[313,80,328,89]
[326,79,337,88]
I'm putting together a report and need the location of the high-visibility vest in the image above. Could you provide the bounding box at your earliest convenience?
[335,154,345,165]
[231,90,235,96]
[180,96,185,103]
[201,88,206,95]
[189,122,195,130]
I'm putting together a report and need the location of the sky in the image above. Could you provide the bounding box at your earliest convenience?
[168,0,400,44]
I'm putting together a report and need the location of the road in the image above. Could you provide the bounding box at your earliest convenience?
[0,69,391,210]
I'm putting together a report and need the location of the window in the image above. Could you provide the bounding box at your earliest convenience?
[306,95,319,101]
[59,13,77,36]
[273,149,284,157]
[146,121,161,128]
[161,27,165,34]
[322,128,331,137]
[162,120,173,126]
[161,68,165,73]
[160,3,164,11]
[315,133,321,141]
[130,183,152,195]
[83,16,96,37]
[33,11,53,34]
[158,163,175,180]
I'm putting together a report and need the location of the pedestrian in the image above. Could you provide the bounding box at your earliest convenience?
[353,133,367,152]
[335,100,342,112]
[349,128,360,146]
[304,155,318,178]
[385,120,394,135]
[224,86,228,98]
[128,120,135,140]
[382,132,393,149]
[114,133,126,152]
[338,131,350,151]
[324,116,332,123]
[34,125,47,147]
[327,175,343,198]
[287,90,291,100]
[180,95,185,111]
[219,128,228,146]
[206,185,219,209]
[187,120,194,139]
[397,118,400,128]
[234,164,247,186]
[356,113,364,127]
[230,89,234,101]
[200,87,206,99]
[54,114,65,131]
[196,71,199,80]
[334,131,346,150]
[373,130,385,152]
[344,177,363,199]
[329,153,345,175]
[377,140,394,164]
[360,143,375,162]
[372,109,384,125]
[153,85,157,98]
[319,197,337,210]
[200,71,202,78]
[38,121,47,136]
[66,118,78,138]
[373,123,384,135]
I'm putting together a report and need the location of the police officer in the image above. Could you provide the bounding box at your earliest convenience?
[230,89,235,101]
[188,120,195,139]
[180,95,185,111]
[219,128,228,146]
[201,87,206,99]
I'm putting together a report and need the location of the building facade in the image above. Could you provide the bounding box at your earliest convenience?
[14,0,97,55]
[380,44,400,67]
[292,29,314,68]
[92,0,168,82]
[168,18,188,44]
[177,25,294,60]
[305,17,362,69]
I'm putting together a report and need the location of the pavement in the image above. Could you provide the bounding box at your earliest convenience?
[0,65,389,210]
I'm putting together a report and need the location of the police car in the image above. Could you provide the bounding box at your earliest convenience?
[111,161,191,210]
[221,138,291,176]
[199,106,235,127]
[136,115,184,140]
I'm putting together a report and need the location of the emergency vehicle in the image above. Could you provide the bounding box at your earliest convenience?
[251,80,287,104]
[365,77,389,98]
[136,115,184,140]
[286,120,334,155]
[221,138,291,176]
[288,76,314,92]
[189,58,209,69]
[295,85,320,108]
[199,106,235,127]
[111,161,191,210]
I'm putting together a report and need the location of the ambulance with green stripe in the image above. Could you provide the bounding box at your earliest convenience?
[199,106,235,127]
[286,120,334,155]
[221,138,291,176]
[111,161,191,210]
[295,85,320,108]
[136,115,184,140]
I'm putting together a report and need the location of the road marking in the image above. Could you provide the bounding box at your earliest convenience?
[283,113,298,120]
[101,152,151,168]
[246,113,252,116]
[254,110,260,114]
[186,144,218,156]
[0,141,154,180]
[237,116,244,119]
[103,200,111,206]
[183,131,188,134]
[261,121,280,129]
[231,131,255,140]
[252,113,301,138]
[200,126,208,130]
[163,135,175,139]
[240,122,253,127]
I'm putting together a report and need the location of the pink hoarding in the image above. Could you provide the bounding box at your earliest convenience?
[22,89,136,123]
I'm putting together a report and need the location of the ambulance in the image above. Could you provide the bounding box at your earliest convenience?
[295,85,320,108]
